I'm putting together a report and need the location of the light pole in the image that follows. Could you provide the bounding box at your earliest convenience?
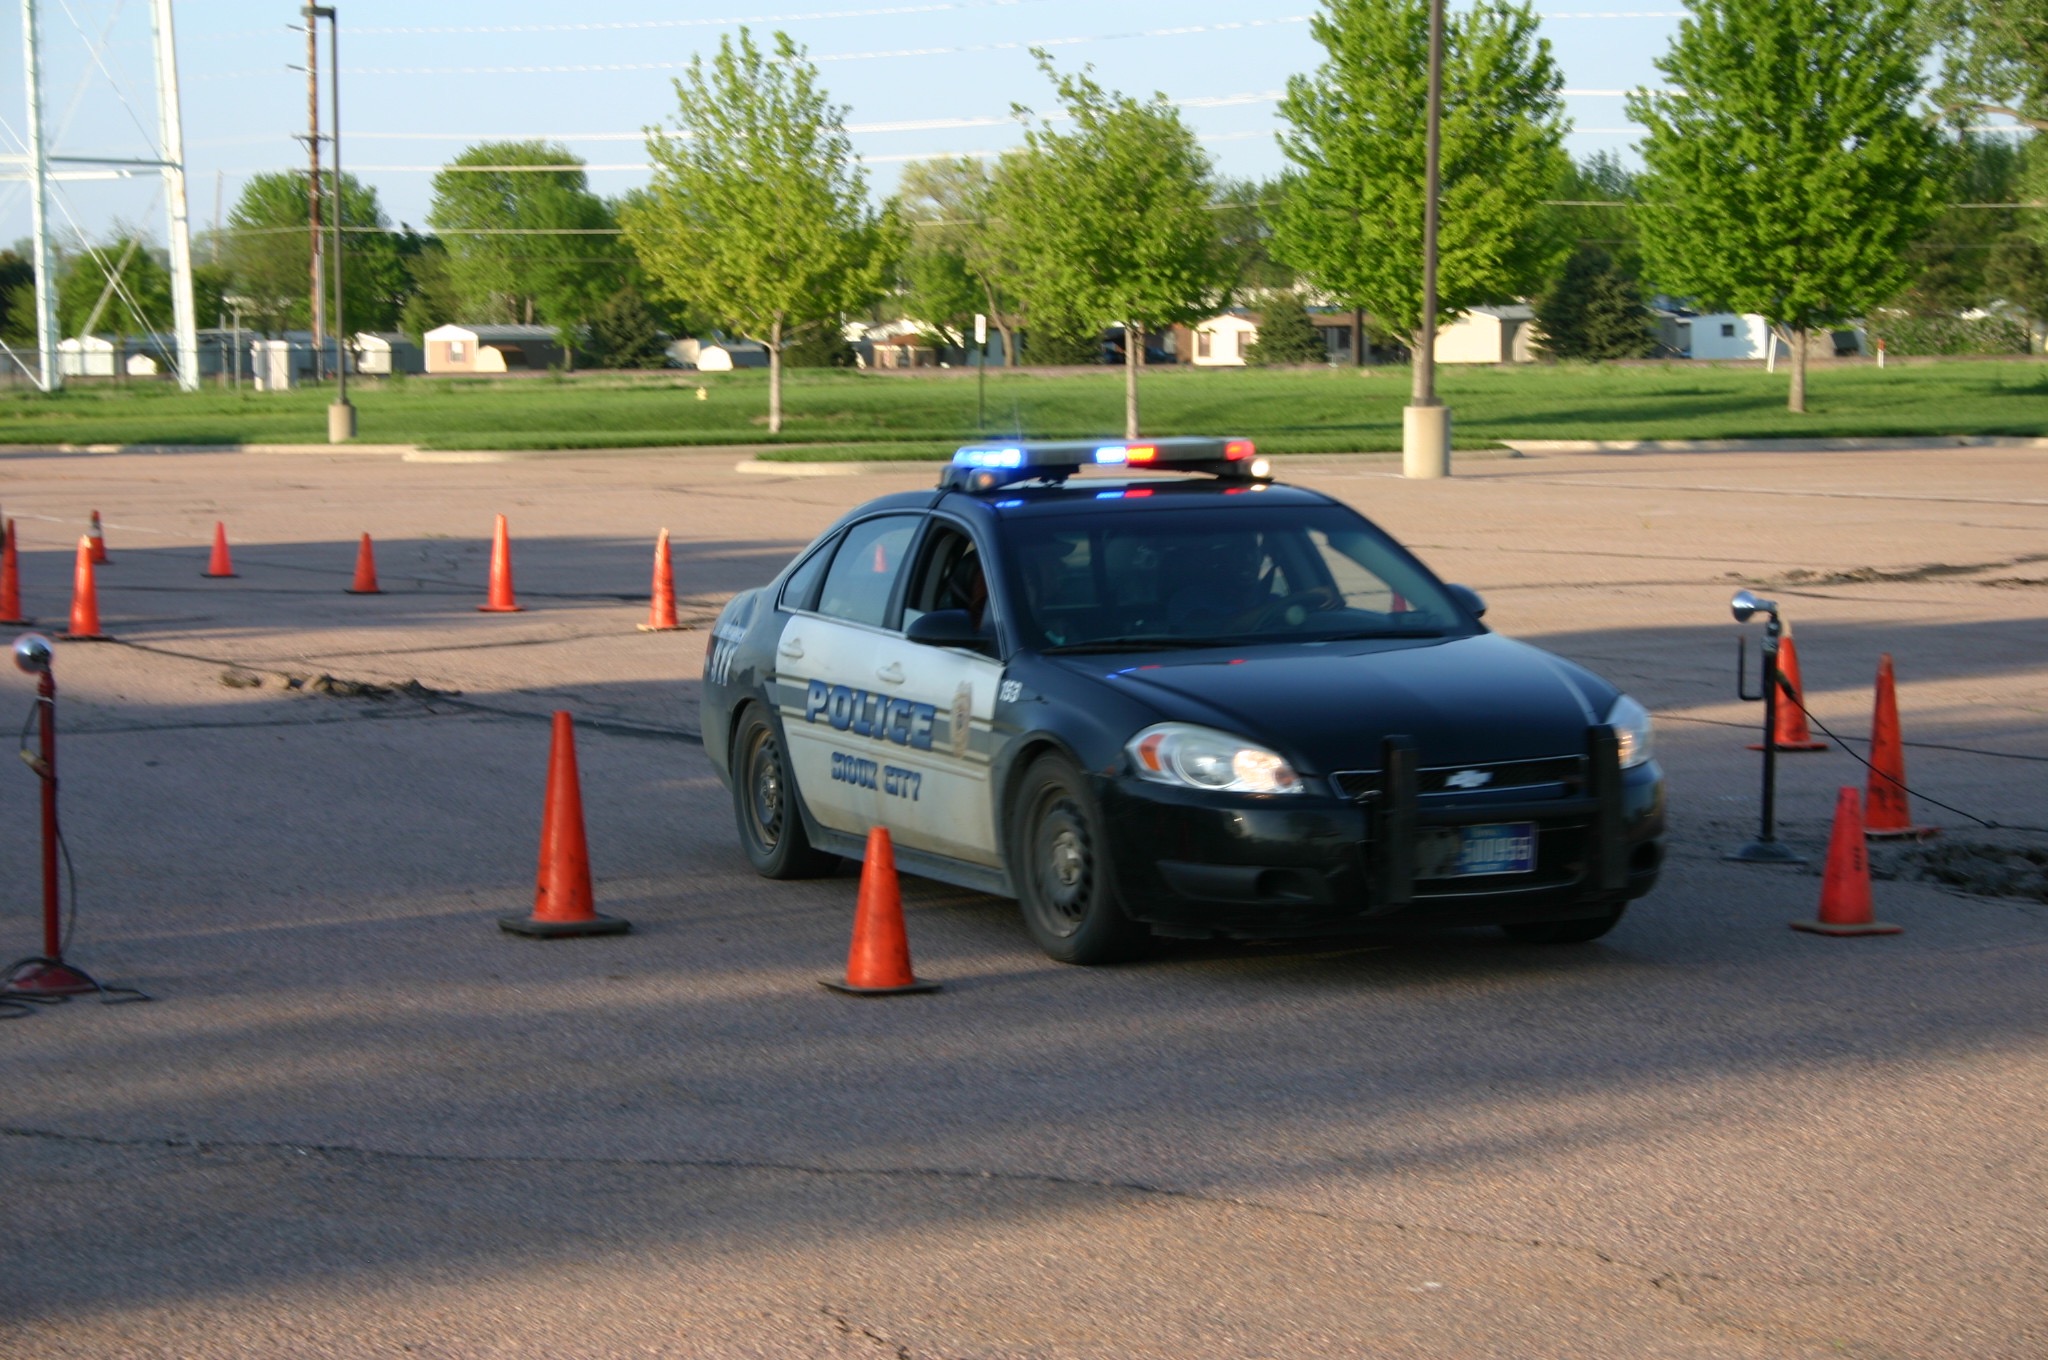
[312,5,354,441]
[1402,0,1451,479]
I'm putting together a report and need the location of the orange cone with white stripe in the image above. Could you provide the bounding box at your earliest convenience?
[87,510,108,564]
[823,827,940,995]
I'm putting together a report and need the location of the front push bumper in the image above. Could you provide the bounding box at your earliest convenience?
[1097,727,1665,939]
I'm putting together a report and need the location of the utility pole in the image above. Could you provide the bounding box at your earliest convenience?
[150,0,198,392]
[305,8,324,383]
[1402,0,1451,479]
[315,5,353,440]
[20,0,59,391]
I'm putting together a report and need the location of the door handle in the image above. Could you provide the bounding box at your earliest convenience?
[875,661,905,685]
[778,637,805,659]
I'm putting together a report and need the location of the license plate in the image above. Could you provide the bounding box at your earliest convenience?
[1416,823,1536,879]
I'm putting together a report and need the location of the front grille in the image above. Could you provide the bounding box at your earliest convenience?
[1331,754,1584,803]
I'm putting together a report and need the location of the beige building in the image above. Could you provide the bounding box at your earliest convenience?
[1434,306,1539,364]
[423,324,565,374]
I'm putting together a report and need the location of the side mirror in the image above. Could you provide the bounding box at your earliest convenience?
[1447,584,1487,619]
[905,609,986,649]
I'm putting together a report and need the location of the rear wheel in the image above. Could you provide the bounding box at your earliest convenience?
[731,706,836,879]
[1012,753,1146,965]
[1501,904,1626,944]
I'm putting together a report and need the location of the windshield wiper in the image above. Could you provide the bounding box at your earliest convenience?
[1041,636,1209,654]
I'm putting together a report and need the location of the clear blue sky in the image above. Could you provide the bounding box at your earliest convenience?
[3,0,1685,250]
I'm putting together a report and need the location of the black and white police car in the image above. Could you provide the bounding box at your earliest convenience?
[703,438,1664,964]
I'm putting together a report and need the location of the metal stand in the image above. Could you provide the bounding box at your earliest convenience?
[1727,599,1807,865]
[2,635,146,1004]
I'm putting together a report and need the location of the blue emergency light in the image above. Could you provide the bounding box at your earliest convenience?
[941,437,1268,492]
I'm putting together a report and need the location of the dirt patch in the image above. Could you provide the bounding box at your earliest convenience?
[1871,838,2048,903]
[282,674,462,702]
[1730,552,2048,588]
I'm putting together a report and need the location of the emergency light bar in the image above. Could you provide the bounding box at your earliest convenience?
[941,437,1269,491]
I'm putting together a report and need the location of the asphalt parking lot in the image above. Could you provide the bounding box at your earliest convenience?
[2,442,2044,1358]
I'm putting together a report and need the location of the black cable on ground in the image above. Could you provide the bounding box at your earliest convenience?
[1777,682,2048,836]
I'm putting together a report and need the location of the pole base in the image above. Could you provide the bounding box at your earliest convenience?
[1402,404,1451,479]
[498,913,630,938]
[4,956,100,996]
[1791,919,1902,937]
[1726,839,1809,865]
[821,977,941,997]
[328,401,357,443]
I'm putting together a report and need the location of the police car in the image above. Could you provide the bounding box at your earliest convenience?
[703,438,1664,964]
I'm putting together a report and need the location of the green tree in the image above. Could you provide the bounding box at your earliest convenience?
[220,171,407,334]
[428,142,624,342]
[581,286,671,369]
[1630,0,1946,411]
[1985,231,2048,346]
[1244,293,1327,365]
[1922,0,2048,129]
[1891,136,2024,316]
[1534,246,1657,359]
[1274,0,1569,359]
[0,249,34,345]
[1215,177,1297,298]
[898,156,1018,363]
[999,54,1232,438]
[57,238,171,337]
[623,29,894,434]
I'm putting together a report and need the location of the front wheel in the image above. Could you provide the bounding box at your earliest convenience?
[1501,904,1626,945]
[731,706,837,879]
[1011,753,1146,965]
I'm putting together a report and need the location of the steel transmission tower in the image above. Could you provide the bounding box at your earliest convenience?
[9,0,199,392]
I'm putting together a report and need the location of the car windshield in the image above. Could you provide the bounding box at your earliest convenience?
[998,502,1476,652]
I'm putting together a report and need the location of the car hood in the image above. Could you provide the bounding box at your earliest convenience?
[1069,633,1615,772]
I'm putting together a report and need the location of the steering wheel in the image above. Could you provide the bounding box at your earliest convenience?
[1238,586,1341,630]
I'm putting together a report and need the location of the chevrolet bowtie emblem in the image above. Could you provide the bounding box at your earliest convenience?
[1444,769,1492,790]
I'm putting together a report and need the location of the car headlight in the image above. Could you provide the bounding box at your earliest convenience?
[1127,723,1304,795]
[1606,694,1653,769]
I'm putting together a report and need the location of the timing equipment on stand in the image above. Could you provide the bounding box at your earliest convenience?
[2,633,148,1007]
[1726,591,1810,865]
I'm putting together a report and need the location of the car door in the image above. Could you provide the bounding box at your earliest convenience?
[865,518,1008,867]
[773,512,922,839]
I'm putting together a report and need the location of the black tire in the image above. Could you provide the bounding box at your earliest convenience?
[1501,904,1627,945]
[731,705,837,879]
[1011,753,1146,965]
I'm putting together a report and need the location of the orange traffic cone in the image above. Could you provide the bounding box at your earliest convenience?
[1864,654,1936,840]
[638,528,680,632]
[477,513,523,613]
[62,536,108,640]
[0,520,27,625]
[500,711,630,938]
[1748,631,1828,752]
[823,827,940,995]
[202,521,237,578]
[87,509,108,564]
[346,532,382,594]
[1793,787,1901,936]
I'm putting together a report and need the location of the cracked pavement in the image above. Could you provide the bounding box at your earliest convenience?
[1,443,2045,1357]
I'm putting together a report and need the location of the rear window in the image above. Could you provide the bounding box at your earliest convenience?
[997,504,1471,651]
